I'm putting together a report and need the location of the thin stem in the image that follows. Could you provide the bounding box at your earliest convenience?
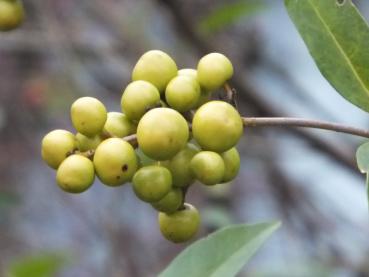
[243,117,369,139]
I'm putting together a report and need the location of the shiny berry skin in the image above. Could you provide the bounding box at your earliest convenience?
[221,147,240,182]
[165,76,200,112]
[103,112,136,137]
[132,50,178,92]
[190,151,225,186]
[197,53,233,91]
[41,129,76,169]
[70,97,107,137]
[136,108,189,160]
[93,138,138,186]
[132,165,172,203]
[158,203,200,243]
[0,0,24,31]
[121,81,161,121]
[56,155,95,193]
[192,101,243,152]
[152,188,183,214]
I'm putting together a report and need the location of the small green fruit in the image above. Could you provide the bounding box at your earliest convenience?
[165,76,200,112]
[165,143,199,188]
[70,97,107,137]
[221,147,240,182]
[197,53,233,91]
[132,165,172,202]
[152,188,183,214]
[93,138,138,186]
[132,50,178,92]
[158,203,200,243]
[41,129,76,169]
[56,155,95,193]
[0,0,24,31]
[121,81,161,121]
[190,151,225,186]
[178,68,198,79]
[137,108,189,160]
[75,133,102,151]
[192,101,243,152]
[103,112,136,137]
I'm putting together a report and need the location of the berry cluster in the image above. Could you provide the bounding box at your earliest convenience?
[41,50,243,243]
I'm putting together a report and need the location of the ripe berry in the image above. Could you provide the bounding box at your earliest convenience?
[190,151,225,186]
[103,112,136,137]
[158,203,200,243]
[56,155,94,193]
[165,76,200,112]
[93,138,138,186]
[70,97,107,137]
[165,143,199,188]
[41,129,76,169]
[75,133,102,151]
[0,0,24,31]
[197,53,233,91]
[192,101,243,152]
[152,188,183,214]
[132,165,172,202]
[137,108,189,160]
[132,50,178,92]
[221,147,240,182]
[121,81,161,121]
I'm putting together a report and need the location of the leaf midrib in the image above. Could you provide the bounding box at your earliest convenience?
[307,0,369,96]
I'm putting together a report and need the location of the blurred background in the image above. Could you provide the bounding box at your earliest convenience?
[1,0,369,276]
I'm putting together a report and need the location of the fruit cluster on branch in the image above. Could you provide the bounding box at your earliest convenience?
[41,50,243,243]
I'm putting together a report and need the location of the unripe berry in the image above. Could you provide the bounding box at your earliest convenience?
[152,188,183,214]
[197,53,233,91]
[221,147,240,182]
[41,129,76,169]
[132,50,178,92]
[192,101,243,152]
[70,97,107,137]
[137,108,189,160]
[165,143,199,188]
[93,138,138,186]
[56,155,94,193]
[0,0,24,31]
[190,151,225,186]
[178,68,198,79]
[75,133,102,151]
[165,76,200,112]
[103,112,136,137]
[121,81,161,121]
[158,203,200,243]
[132,165,172,202]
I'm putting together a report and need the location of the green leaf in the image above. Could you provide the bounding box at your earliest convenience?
[198,1,265,34]
[159,221,280,277]
[7,252,68,277]
[356,142,369,205]
[285,0,369,112]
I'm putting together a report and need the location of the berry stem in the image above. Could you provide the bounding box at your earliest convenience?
[242,117,369,139]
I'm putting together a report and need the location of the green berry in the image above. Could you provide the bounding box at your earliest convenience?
[132,50,178,92]
[165,143,199,188]
[158,203,200,243]
[75,133,102,151]
[192,101,243,152]
[103,112,136,137]
[121,81,161,121]
[197,53,233,91]
[132,165,172,202]
[56,155,94,193]
[93,138,138,186]
[221,147,240,182]
[152,188,183,214]
[195,91,211,108]
[70,97,107,137]
[41,129,76,169]
[137,108,189,160]
[165,76,200,112]
[190,151,225,186]
[0,0,24,31]
[178,68,198,79]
